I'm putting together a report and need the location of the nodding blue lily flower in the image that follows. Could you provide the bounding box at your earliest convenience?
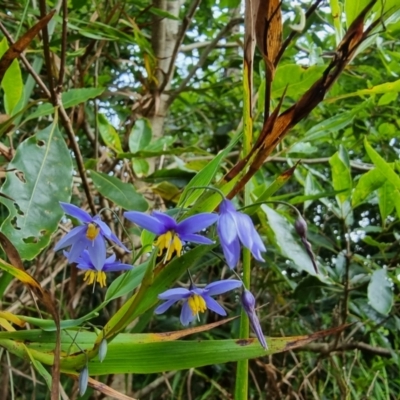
[124,210,218,262]
[66,249,133,288]
[55,202,130,269]
[155,279,242,325]
[241,288,268,349]
[217,199,266,269]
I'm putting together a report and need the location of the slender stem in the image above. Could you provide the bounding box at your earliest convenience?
[57,0,68,92]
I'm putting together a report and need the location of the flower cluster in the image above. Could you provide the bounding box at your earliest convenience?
[55,198,268,348]
[55,202,132,288]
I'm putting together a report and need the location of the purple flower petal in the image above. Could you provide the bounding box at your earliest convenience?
[124,211,166,235]
[205,279,242,295]
[103,262,133,272]
[177,213,218,235]
[60,202,92,223]
[95,218,112,237]
[87,235,106,270]
[221,235,240,269]
[179,233,214,245]
[54,225,86,251]
[67,238,88,263]
[155,299,179,314]
[158,287,190,300]
[203,296,227,316]
[152,211,178,231]
[180,301,195,326]
[218,215,237,247]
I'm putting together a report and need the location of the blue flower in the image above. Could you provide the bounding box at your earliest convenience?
[217,199,266,269]
[124,210,218,262]
[155,279,243,325]
[68,249,133,288]
[55,202,129,269]
[241,288,268,349]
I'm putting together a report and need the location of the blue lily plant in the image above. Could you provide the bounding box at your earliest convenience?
[155,279,243,325]
[55,202,130,269]
[124,210,218,262]
[217,199,266,269]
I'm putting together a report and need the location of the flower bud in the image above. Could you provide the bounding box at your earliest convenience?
[98,338,108,363]
[79,365,89,396]
[241,289,268,350]
[295,215,307,237]
[295,216,318,274]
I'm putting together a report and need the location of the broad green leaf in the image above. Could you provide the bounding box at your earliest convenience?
[105,261,148,302]
[344,0,370,27]
[0,38,23,115]
[0,121,72,260]
[352,168,386,207]
[25,88,104,122]
[261,205,328,279]
[97,113,122,153]
[368,269,393,315]
[272,64,325,100]
[90,170,148,211]
[3,326,345,373]
[129,118,152,153]
[329,146,352,205]
[132,158,149,177]
[378,181,396,222]
[364,138,400,189]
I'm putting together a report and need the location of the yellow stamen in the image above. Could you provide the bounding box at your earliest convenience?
[187,294,207,316]
[86,223,100,241]
[154,231,183,262]
[83,270,107,288]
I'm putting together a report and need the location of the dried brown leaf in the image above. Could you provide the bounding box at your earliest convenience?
[0,10,56,83]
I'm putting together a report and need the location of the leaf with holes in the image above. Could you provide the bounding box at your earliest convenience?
[0,120,72,260]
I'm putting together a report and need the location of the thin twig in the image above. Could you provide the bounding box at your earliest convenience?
[39,0,56,104]
[57,0,68,92]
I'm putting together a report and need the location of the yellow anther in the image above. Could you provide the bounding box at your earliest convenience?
[86,223,100,241]
[83,270,107,288]
[154,231,183,262]
[188,294,207,316]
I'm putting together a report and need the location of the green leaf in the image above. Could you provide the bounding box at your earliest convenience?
[272,64,325,100]
[344,0,370,27]
[132,159,149,177]
[378,181,396,222]
[329,146,352,205]
[302,108,357,141]
[25,88,105,122]
[90,170,148,211]
[368,269,393,315]
[129,118,152,153]
[352,168,386,207]
[0,38,23,115]
[105,262,148,302]
[178,138,238,208]
[329,78,400,102]
[261,205,328,279]
[97,113,123,153]
[364,138,400,189]
[0,120,72,260]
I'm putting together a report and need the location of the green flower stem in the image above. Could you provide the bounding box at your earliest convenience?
[235,247,251,399]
